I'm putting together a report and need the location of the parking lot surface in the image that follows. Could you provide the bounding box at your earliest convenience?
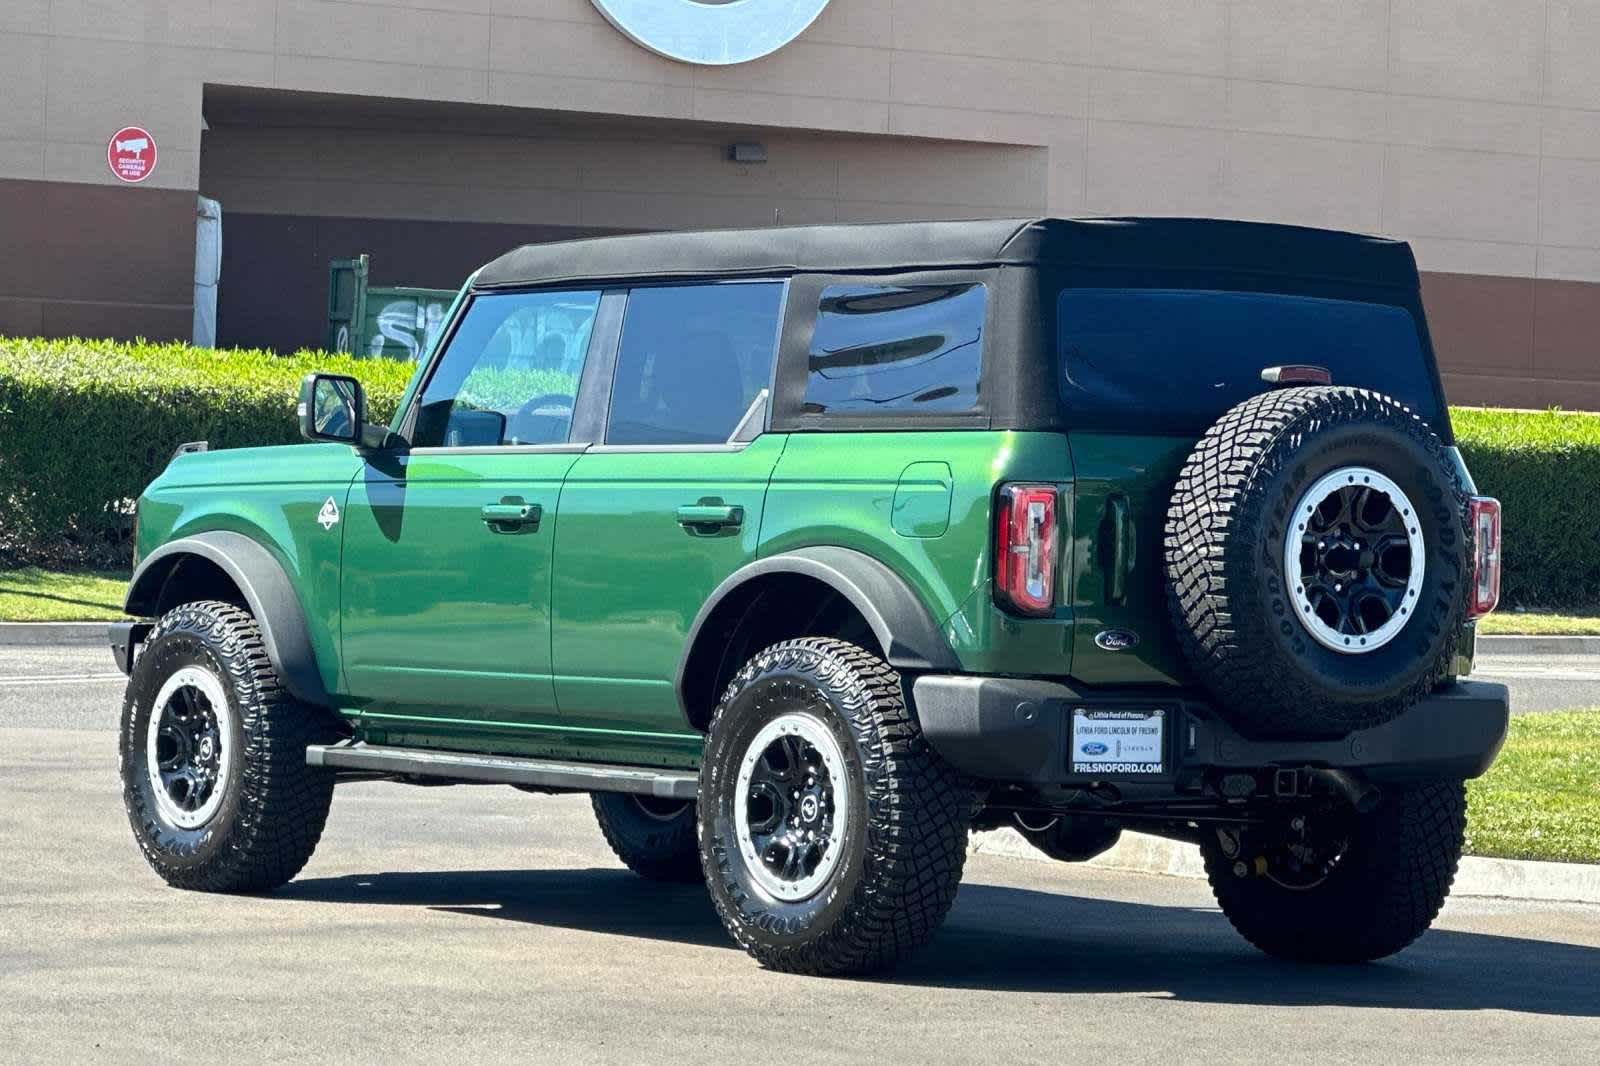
[3,646,1599,1064]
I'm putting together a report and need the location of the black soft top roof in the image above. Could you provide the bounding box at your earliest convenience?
[473,217,1420,291]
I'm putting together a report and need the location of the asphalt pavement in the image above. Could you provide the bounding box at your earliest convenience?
[3,641,1599,1064]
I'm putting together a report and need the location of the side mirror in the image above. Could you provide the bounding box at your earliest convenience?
[299,372,377,446]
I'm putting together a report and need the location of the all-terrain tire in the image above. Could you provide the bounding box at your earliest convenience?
[1202,781,1467,963]
[119,600,338,892]
[591,792,702,883]
[698,638,969,976]
[1165,386,1470,739]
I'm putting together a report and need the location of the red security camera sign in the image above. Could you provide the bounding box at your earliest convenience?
[107,126,157,183]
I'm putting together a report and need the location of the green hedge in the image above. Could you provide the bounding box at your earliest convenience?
[1454,407,1600,609]
[2,337,1598,606]
[0,338,415,568]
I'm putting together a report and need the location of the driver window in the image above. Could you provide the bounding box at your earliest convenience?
[412,289,600,448]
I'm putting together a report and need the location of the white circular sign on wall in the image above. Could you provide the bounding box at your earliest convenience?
[591,0,832,65]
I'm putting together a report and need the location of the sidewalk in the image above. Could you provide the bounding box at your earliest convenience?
[0,621,108,646]
[973,827,1600,906]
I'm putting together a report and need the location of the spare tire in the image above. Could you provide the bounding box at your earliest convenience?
[1164,386,1469,739]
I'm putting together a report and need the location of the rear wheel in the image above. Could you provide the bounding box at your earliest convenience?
[119,600,337,892]
[1201,781,1467,963]
[698,638,969,975]
[591,792,701,883]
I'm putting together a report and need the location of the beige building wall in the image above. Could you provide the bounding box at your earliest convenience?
[199,123,1050,230]
[3,0,1600,404]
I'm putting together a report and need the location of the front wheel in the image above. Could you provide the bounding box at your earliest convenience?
[698,638,969,975]
[119,600,337,893]
[1201,781,1467,963]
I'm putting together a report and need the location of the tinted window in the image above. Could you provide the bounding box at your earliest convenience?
[802,284,985,415]
[1059,289,1440,425]
[413,290,599,448]
[607,283,785,445]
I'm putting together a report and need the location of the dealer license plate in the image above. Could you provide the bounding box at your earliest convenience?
[1070,708,1167,776]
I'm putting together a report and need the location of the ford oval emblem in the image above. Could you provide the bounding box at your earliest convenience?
[1081,742,1109,756]
[1095,629,1140,652]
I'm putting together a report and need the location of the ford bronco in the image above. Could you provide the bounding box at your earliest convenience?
[112,218,1509,976]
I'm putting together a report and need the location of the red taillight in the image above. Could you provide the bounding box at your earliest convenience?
[995,484,1058,616]
[1467,496,1501,619]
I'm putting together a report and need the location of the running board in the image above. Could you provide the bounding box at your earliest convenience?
[306,742,697,800]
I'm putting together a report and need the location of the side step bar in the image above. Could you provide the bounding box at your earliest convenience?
[306,742,697,800]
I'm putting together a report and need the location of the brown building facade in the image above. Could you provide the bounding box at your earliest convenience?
[2,1,1599,408]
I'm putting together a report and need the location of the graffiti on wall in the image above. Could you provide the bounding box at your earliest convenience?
[370,298,450,361]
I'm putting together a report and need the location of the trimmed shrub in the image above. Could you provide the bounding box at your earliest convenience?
[0,338,415,568]
[1454,407,1600,610]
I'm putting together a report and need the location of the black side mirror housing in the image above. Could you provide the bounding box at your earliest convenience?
[299,372,387,448]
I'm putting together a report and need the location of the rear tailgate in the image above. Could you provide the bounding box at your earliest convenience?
[1060,286,1448,688]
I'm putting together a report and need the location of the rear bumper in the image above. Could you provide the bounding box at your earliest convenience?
[911,675,1510,786]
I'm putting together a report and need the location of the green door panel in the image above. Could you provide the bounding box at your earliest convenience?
[340,448,582,723]
[133,443,363,701]
[760,431,1076,677]
[1067,431,1197,686]
[891,461,953,538]
[551,435,789,735]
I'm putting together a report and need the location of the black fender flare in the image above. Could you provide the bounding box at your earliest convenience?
[124,530,330,707]
[676,546,960,717]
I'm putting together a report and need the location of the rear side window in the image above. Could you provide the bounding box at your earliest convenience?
[1059,289,1440,426]
[607,282,785,445]
[802,283,986,415]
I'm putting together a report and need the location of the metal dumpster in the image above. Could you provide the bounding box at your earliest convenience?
[327,254,456,361]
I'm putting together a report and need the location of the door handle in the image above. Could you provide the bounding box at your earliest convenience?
[481,500,542,534]
[676,502,743,532]
[1102,494,1135,606]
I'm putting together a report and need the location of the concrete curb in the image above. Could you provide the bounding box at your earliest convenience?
[0,622,108,647]
[1478,634,1600,656]
[973,827,1600,906]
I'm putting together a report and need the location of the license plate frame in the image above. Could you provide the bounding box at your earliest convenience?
[1069,707,1169,778]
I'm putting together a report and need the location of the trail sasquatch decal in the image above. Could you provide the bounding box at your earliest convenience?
[591,0,832,65]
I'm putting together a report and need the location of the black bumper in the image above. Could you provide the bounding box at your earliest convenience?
[911,676,1510,786]
[108,621,153,675]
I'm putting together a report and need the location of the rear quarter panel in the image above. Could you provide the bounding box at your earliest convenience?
[759,430,1076,676]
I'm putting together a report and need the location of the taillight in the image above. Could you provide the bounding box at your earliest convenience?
[995,483,1058,616]
[1467,496,1501,619]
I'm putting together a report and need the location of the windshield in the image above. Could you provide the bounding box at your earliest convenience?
[1059,288,1442,429]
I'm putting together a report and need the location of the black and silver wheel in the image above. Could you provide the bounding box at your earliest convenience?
[1201,781,1467,963]
[699,638,969,976]
[120,600,337,893]
[1283,466,1425,654]
[144,664,234,829]
[1166,386,1470,739]
[733,712,849,901]
[591,792,701,883]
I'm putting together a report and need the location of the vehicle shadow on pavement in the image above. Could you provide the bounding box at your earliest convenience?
[282,868,1600,1016]
[280,867,731,949]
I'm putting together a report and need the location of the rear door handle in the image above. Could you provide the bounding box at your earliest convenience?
[1103,494,1135,605]
[481,500,542,534]
[676,503,743,532]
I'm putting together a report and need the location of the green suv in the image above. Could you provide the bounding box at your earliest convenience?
[112,218,1509,976]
